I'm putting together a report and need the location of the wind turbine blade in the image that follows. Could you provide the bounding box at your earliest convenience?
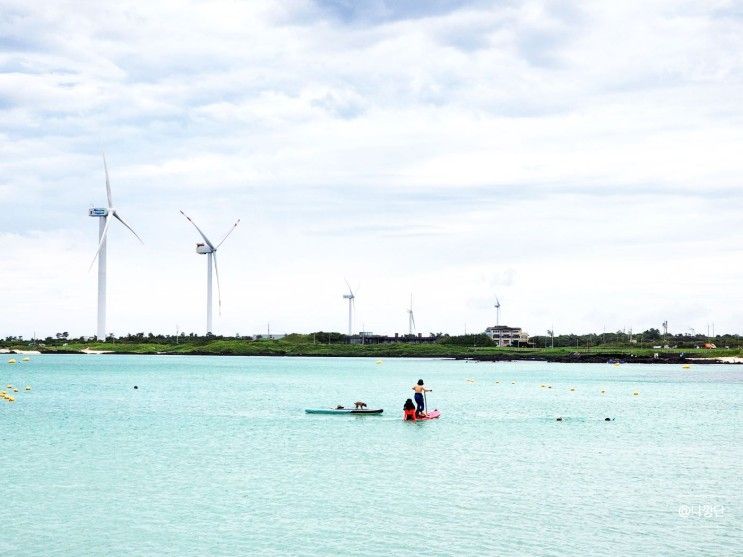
[213,253,222,316]
[112,211,143,244]
[411,312,416,329]
[88,216,112,271]
[103,154,113,208]
[344,278,354,298]
[216,219,240,248]
[179,210,215,250]
[495,297,500,307]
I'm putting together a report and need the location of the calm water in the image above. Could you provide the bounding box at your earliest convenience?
[1,355,741,556]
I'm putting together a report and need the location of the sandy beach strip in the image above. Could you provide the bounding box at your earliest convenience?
[688,356,743,363]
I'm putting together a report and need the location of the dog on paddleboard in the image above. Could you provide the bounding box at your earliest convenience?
[354,401,367,410]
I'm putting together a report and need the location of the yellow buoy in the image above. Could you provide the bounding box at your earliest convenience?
[682,364,690,369]
[22,357,30,362]
[601,389,606,394]
[13,388,18,393]
[570,388,575,392]
[633,391,639,396]
[7,396,14,402]
[25,386,31,391]
[547,385,552,389]
[511,381,516,384]
[495,381,500,384]
[7,359,16,364]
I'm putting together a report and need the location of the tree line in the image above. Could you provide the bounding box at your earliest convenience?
[2,328,741,348]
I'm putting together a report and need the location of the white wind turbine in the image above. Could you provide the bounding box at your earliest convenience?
[180,210,240,334]
[88,155,143,341]
[493,296,503,346]
[342,280,355,336]
[407,293,416,336]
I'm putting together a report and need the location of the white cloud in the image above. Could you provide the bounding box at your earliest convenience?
[0,0,741,338]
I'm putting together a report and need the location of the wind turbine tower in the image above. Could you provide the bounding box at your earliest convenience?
[343,281,355,336]
[180,210,240,334]
[88,155,143,341]
[407,293,416,336]
[493,297,503,346]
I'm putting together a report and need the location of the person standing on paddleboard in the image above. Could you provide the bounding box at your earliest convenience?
[412,379,431,417]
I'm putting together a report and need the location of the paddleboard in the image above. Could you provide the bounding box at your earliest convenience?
[305,408,383,415]
[406,409,441,421]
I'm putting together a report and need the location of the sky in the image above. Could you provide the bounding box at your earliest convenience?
[1,0,742,339]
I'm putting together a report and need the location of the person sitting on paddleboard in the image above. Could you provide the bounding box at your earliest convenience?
[412,379,431,417]
[403,398,417,421]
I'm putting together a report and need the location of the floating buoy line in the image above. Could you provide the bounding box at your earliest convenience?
[1,384,31,403]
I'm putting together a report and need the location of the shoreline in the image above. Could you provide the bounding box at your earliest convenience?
[12,347,742,364]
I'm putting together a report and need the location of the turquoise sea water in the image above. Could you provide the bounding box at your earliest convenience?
[1,355,741,556]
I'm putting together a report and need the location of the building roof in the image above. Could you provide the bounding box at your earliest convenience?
[485,325,523,332]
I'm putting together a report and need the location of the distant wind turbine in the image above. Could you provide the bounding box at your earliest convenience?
[180,210,240,334]
[343,280,355,336]
[88,154,143,341]
[408,293,416,335]
[494,297,501,326]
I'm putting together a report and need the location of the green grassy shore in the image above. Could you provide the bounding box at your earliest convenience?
[7,336,742,363]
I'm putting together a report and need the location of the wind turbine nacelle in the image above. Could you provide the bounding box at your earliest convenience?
[196,243,213,254]
[89,208,109,217]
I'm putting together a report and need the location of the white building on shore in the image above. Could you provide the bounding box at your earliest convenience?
[485,325,529,347]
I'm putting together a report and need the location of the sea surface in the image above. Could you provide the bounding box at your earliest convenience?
[1,355,741,556]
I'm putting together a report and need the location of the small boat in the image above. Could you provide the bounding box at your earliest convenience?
[305,408,383,415]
